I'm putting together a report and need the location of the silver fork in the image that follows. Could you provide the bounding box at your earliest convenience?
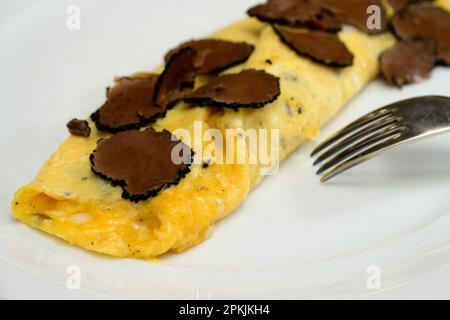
[311,96,450,182]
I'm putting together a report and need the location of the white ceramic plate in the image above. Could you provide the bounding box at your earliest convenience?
[1,0,450,299]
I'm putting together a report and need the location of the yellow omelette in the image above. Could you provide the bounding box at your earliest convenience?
[13,15,396,258]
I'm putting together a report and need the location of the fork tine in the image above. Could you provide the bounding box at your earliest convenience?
[316,126,405,175]
[320,133,405,182]
[313,116,399,166]
[310,108,393,157]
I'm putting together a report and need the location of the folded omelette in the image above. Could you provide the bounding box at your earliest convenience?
[13,14,396,258]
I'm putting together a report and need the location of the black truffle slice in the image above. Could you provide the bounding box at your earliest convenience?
[165,39,255,75]
[153,47,198,109]
[90,128,193,202]
[91,75,166,133]
[317,0,388,34]
[380,39,436,87]
[387,0,433,12]
[392,6,450,65]
[274,26,354,67]
[184,69,280,109]
[248,0,342,32]
[67,118,91,137]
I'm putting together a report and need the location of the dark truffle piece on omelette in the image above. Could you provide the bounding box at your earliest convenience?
[380,39,436,87]
[391,6,450,65]
[386,0,433,12]
[165,39,255,75]
[274,26,354,67]
[153,47,198,109]
[317,0,388,34]
[91,75,166,133]
[90,128,193,202]
[67,118,91,137]
[247,0,342,32]
[184,69,280,109]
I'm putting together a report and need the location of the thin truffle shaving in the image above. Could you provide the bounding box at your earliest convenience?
[317,0,388,34]
[392,6,450,65]
[153,47,198,108]
[274,26,354,67]
[248,0,342,32]
[387,0,434,11]
[380,39,436,87]
[165,39,254,75]
[91,75,166,133]
[184,69,280,109]
[90,128,193,202]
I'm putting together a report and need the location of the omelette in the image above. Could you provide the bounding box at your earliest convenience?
[13,2,406,259]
